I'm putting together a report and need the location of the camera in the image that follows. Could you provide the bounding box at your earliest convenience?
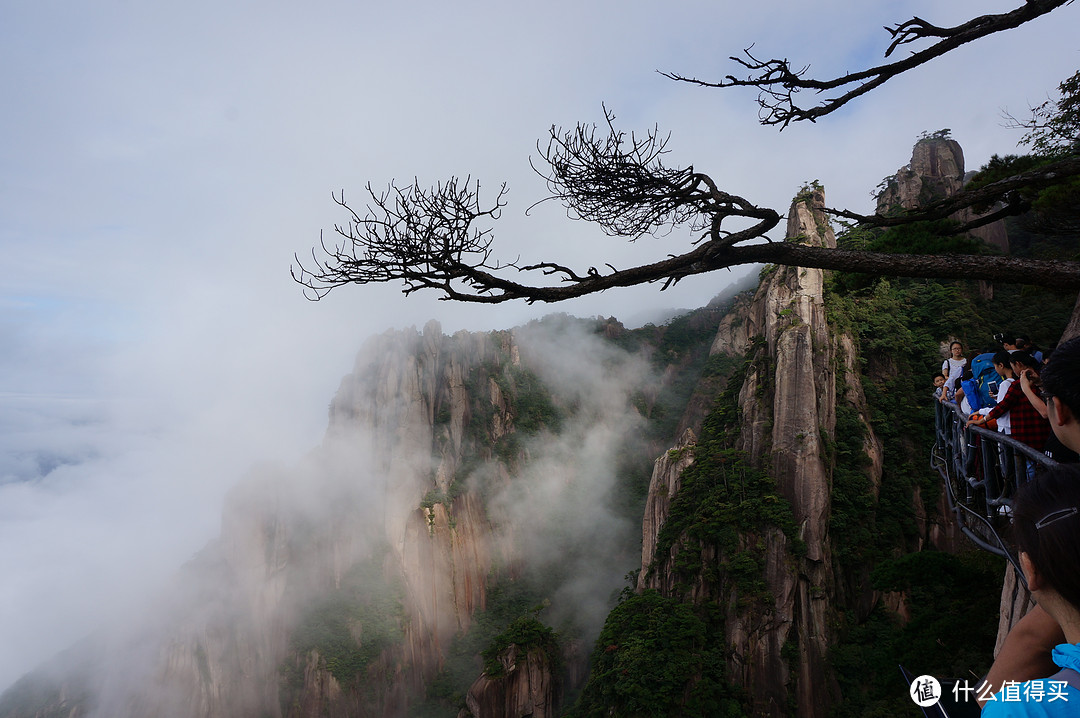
[993,332,1005,345]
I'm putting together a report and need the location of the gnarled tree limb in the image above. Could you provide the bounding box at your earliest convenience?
[825,155,1080,231]
[295,107,1080,304]
[295,116,787,303]
[292,178,511,300]
[662,0,1072,128]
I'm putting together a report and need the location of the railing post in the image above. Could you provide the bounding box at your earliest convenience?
[930,395,1057,568]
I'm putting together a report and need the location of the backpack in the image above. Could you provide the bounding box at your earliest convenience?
[960,377,982,412]
[969,353,1000,411]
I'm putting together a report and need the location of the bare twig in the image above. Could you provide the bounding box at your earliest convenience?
[662,0,1071,128]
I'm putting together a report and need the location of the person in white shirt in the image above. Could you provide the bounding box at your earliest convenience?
[968,351,1016,434]
[941,341,967,398]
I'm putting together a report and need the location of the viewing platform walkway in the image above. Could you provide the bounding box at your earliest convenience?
[932,399,1056,582]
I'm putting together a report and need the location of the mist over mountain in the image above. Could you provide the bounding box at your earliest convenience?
[0,308,721,717]
[1,135,1077,717]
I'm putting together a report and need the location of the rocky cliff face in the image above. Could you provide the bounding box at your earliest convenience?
[1,316,677,718]
[461,645,556,718]
[877,135,1009,253]
[72,323,518,718]
[741,189,840,716]
[167,323,586,718]
[638,428,697,578]
[638,188,882,716]
[877,136,966,212]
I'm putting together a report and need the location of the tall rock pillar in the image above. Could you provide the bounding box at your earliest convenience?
[736,186,840,716]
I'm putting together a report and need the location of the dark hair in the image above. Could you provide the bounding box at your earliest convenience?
[1012,464,1080,608]
[933,372,945,381]
[961,367,974,381]
[950,341,963,350]
[1009,352,1038,370]
[1041,336,1080,414]
[992,350,1014,367]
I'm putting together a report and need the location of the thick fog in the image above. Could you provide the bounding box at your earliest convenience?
[498,319,657,635]
[2,0,1077,693]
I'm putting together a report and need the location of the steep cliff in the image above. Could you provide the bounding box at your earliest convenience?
[876,134,966,212]
[876,133,1009,254]
[631,187,875,716]
[125,323,530,718]
[736,189,846,715]
[6,134,1063,717]
[0,310,736,718]
[171,321,628,718]
[463,642,558,718]
[609,170,1032,715]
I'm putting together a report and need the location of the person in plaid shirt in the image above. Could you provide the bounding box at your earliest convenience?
[968,352,1051,452]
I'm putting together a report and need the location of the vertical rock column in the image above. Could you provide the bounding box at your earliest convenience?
[765,190,835,562]
[735,187,839,716]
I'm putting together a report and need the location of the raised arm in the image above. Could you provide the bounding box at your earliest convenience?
[1019,369,1049,419]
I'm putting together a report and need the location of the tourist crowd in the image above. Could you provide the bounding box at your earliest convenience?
[931,334,1080,713]
[933,334,1075,462]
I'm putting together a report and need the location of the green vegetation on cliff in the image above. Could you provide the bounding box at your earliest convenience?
[429,311,739,716]
[647,339,804,603]
[569,590,742,718]
[281,555,404,698]
[829,551,1003,717]
[569,142,1078,714]
[569,337,803,717]
[481,615,560,678]
[820,196,1075,711]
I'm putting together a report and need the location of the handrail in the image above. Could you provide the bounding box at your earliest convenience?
[931,399,1056,582]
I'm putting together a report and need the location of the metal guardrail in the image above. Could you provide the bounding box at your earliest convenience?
[931,399,1056,579]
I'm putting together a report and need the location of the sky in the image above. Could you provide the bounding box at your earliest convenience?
[0,0,1077,692]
